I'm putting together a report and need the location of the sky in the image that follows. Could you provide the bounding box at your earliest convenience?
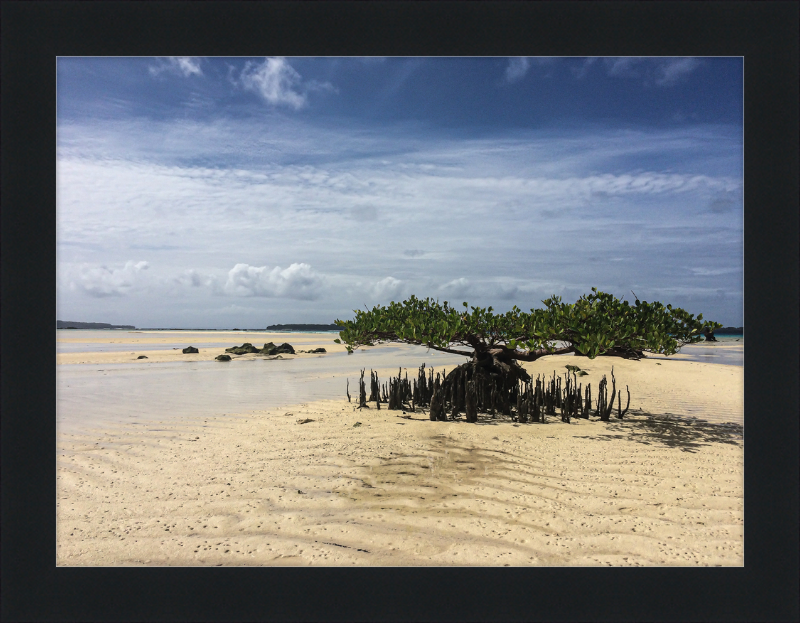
[56,56,743,329]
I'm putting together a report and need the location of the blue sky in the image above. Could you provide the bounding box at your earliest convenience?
[57,57,743,328]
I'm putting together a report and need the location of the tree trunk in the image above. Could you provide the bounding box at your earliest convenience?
[465,379,478,423]
[440,350,530,422]
[429,376,445,421]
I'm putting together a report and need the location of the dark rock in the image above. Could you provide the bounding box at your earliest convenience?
[215,354,232,361]
[182,346,199,354]
[225,342,294,356]
[225,343,259,355]
[137,355,148,359]
[307,347,326,354]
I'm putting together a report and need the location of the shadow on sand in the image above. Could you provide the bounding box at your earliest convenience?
[572,411,743,453]
[397,408,742,453]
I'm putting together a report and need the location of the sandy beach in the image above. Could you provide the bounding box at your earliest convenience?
[56,331,744,566]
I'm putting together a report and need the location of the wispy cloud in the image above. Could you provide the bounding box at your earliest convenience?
[239,58,306,109]
[603,57,701,87]
[572,57,598,79]
[149,57,203,78]
[56,112,742,325]
[505,57,531,83]
[687,266,741,277]
[237,57,335,110]
[604,57,644,79]
[655,58,701,86]
[504,57,558,83]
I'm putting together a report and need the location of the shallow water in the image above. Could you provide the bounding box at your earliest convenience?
[56,347,468,434]
[56,329,340,353]
[653,342,743,367]
[56,339,743,434]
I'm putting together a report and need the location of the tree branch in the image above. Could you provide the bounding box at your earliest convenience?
[507,344,576,361]
[423,345,474,357]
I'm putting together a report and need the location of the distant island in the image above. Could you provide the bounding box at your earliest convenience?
[266,324,340,331]
[57,320,135,330]
[713,326,744,334]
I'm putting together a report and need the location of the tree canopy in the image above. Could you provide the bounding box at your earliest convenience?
[334,288,722,362]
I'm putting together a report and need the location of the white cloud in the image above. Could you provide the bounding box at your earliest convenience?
[655,58,701,86]
[149,57,203,78]
[237,58,334,110]
[438,277,471,298]
[371,276,404,301]
[73,260,149,298]
[175,269,214,288]
[223,262,325,300]
[239,58,306,109]
[505,57,531,83]
[56,113,742,326]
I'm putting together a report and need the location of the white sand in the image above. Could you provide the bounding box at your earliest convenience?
[56,333,744,566]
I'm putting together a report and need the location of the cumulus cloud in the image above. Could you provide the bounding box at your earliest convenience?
[438,277,471,298]
[371,276,404,300]
[238,57,335,110]
[73,260,149,298]
[149,57,203,78]
[223,262,324,300]
[175,269,214,288]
